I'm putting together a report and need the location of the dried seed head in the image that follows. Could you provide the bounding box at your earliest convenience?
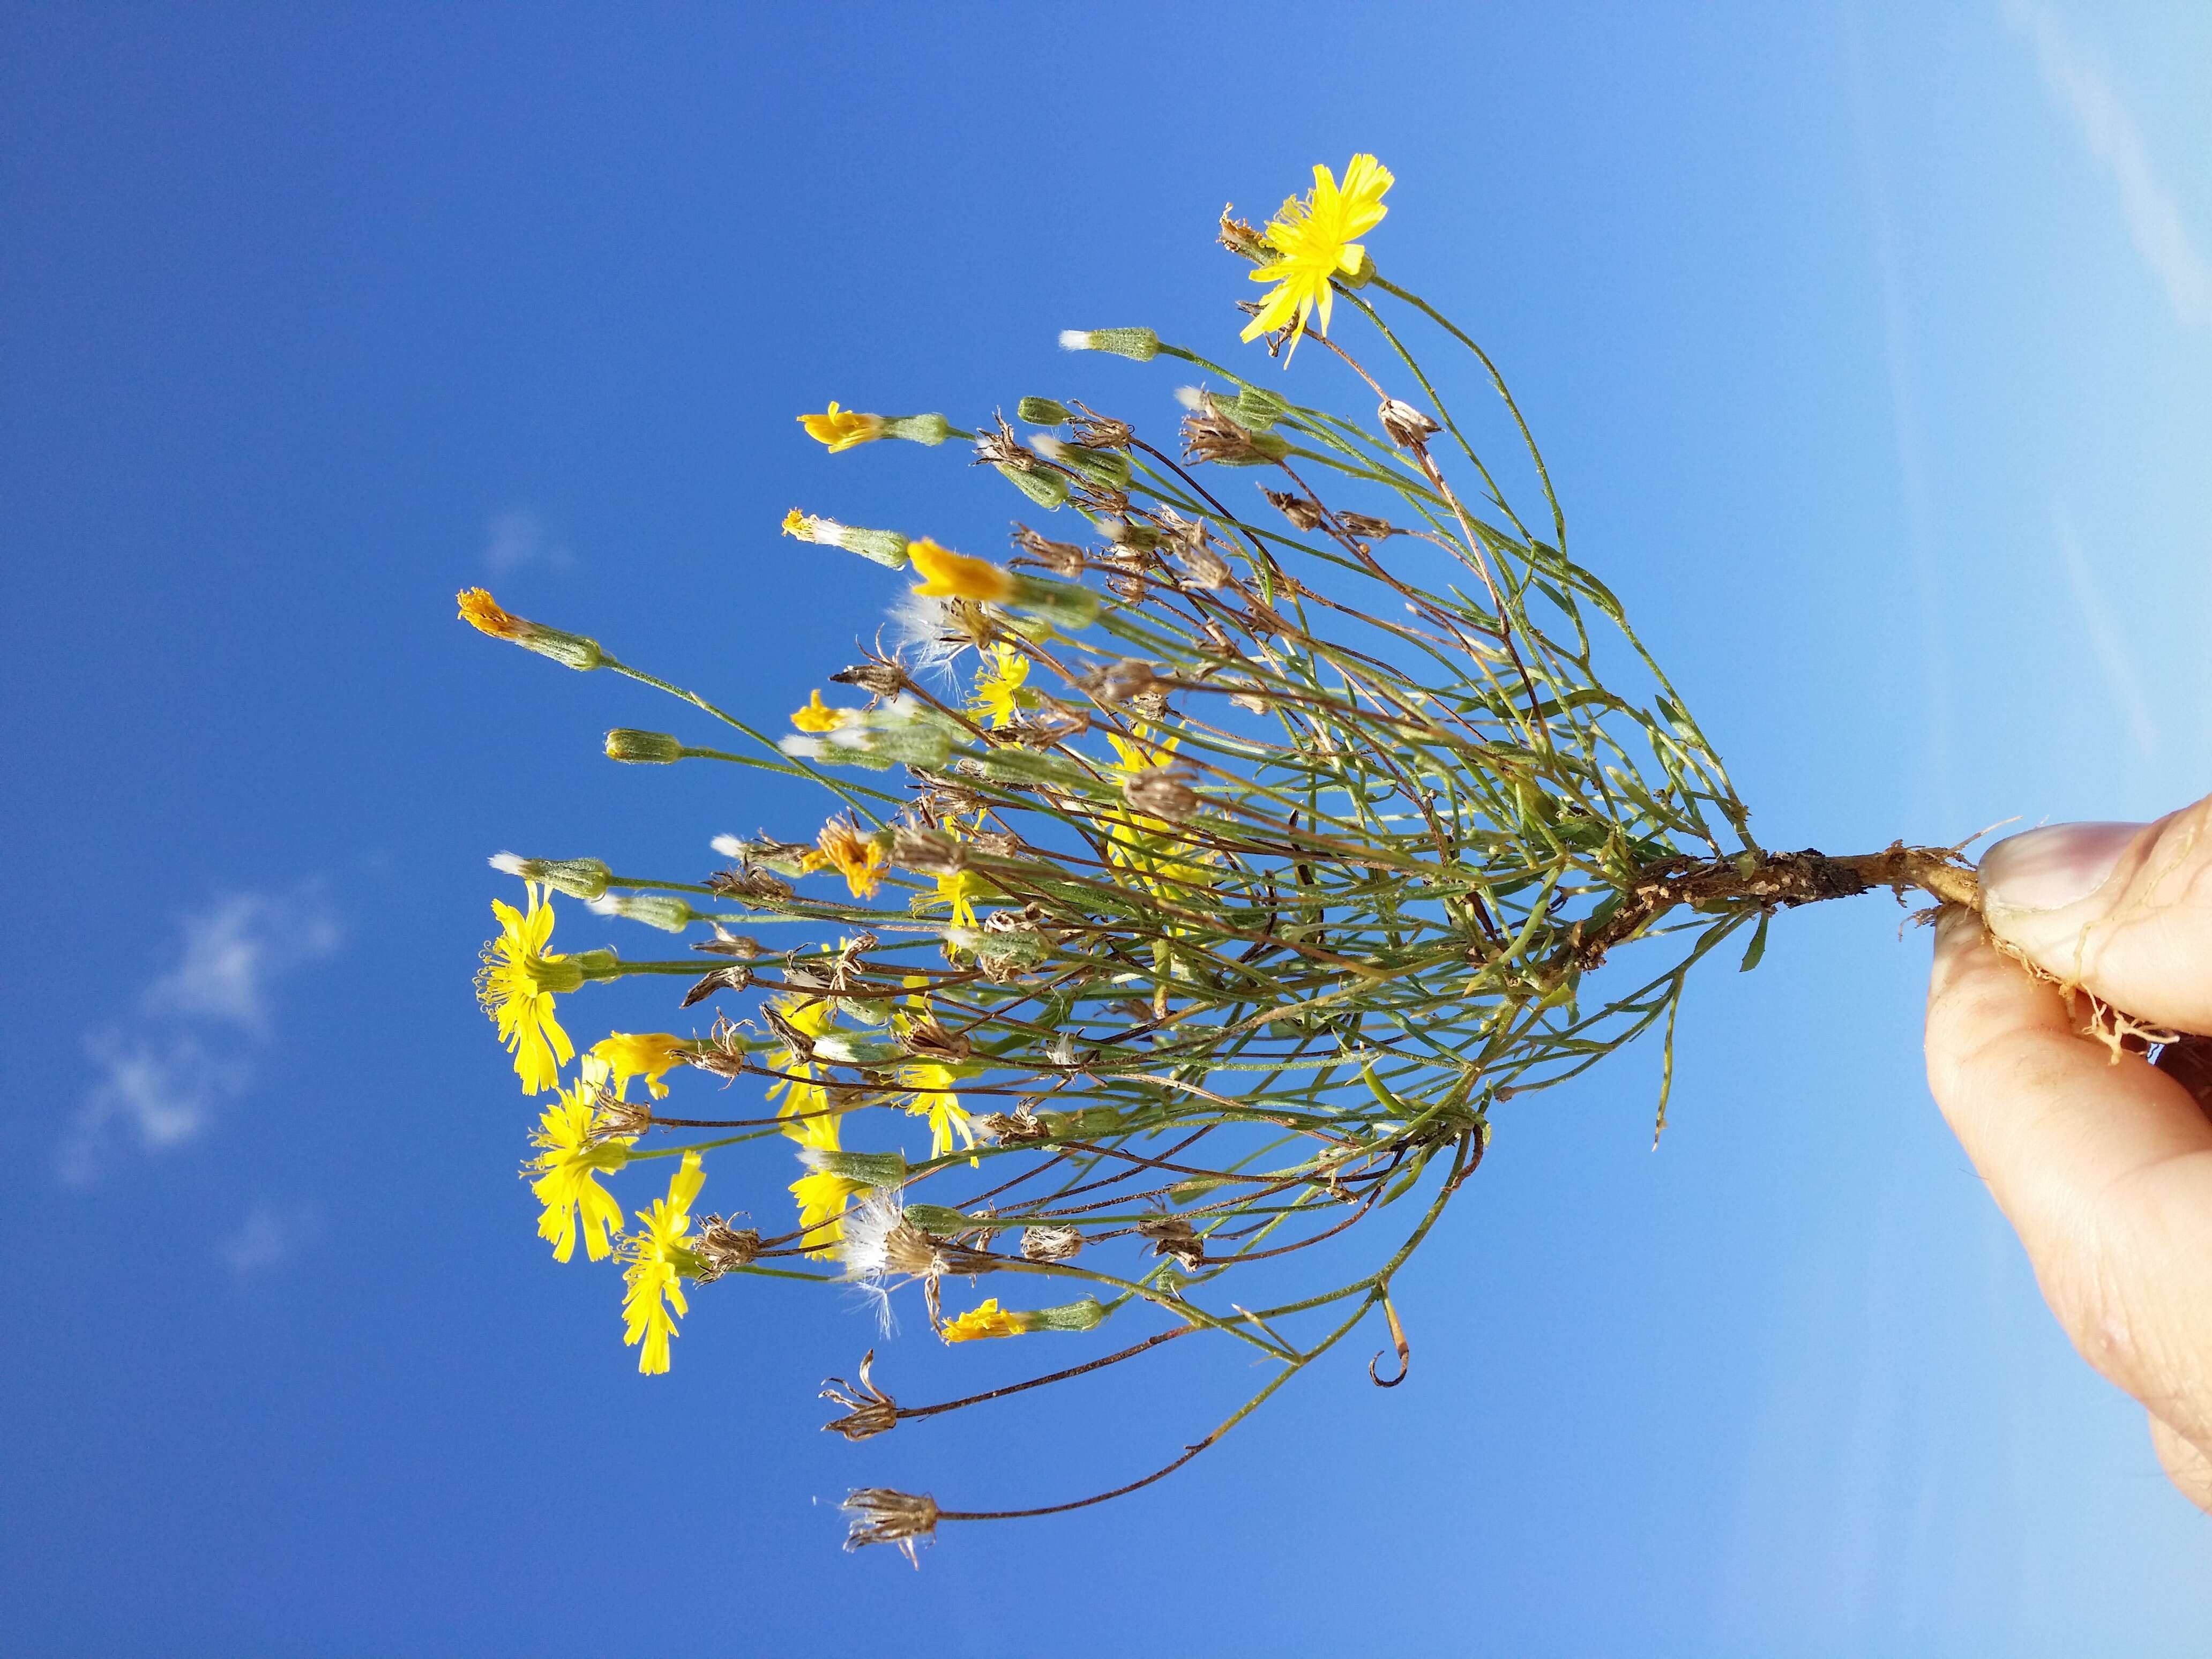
[690,1018,751,1080]
[1011,701,1090,749]
[1068,402,1133,450]
[1262,488,1327,532]
[841,1487,940,1565]
[681,963,753,1007]
[973,413,1042,473]
[1377,398,1442,450]
[1085,659,1170,704]
[967,829,1025,858]
[1123,768,1201,822]
[1020,1225,1083,1263]
[1174,537,1232,590]
[1229,690,1271,715]
[690,922,763,959]
[1138,1214,1206,1272]
[1011,522,1086,576]
[920,781,984,823]
[1336,511,1400,541]
[829,660,911,698]
[589,1093,653,1142]
[1182,399,1289,467]
[981,1106,1052,1145]
[1107,572,1147,602]
[820,1351,900,1442]
[891,825,966,875]
[898,1018,972,1065]
[692,1214,761,1281]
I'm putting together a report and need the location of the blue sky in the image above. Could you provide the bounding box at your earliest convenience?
[4,4,2208,1653]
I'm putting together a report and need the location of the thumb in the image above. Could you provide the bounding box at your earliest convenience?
[1978,797,2212,1036]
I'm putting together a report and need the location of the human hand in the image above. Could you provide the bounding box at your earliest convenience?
[1925,799,2212,1513]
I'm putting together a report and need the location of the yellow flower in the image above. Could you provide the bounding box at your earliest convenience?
[457,586,526,639]
[931,868,981,930]
[941,1299,1026,1342]
[900,1059,976,1161]
[526,1059,633,1262]
[591,1032,691,1101]
[798,402,886,453]
[908,538,1015,604]
[619,1150,706,1376]
[781,506,819,538]
[969,641,1029,729]
[765,993,841,1143]
[790,1168,866,1260]
[1240,154,1394,353]
[804,815,887,899]
[791,689,855,734]
[475,883,577,1094]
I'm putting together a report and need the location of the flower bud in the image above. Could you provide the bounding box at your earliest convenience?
[811,1033,906,1068]
[456,588,603,671]
[489,853,611,902]
[1033,434,1131,489]
[997,464,1070,509]
[781,508,911,570]
[1017,396,1071,426]
[881,413,953,446]
[1059,327,1160,361]
[1231,385,1293,432]
[799,1146,911,1188]
[604,729,684,764]
[1021,1297,1107,1333]
[901,1202,987,1235]
[588,892,696,932]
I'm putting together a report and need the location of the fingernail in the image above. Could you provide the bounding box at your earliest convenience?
[1978,821,2147,915]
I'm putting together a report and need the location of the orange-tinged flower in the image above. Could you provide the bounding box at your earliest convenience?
[805,816,887,899]
[1240,154,1393,353]
[457,587,525,638]
[908,539,1015,604]
[798,402,886,453]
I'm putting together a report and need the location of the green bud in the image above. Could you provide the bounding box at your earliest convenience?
[1022,1297,1107,1333]
[1059,327,1160,362]
[831,526,913,568]
[588,892,695,932]
[517,627,604,671]
[799,1147,910,1187]
[604,728,684,764]
[811,1033,906,1067]
[489,854,611,902]
[902,1203,997,1235]
[1007,573,1100,629]
[1230,385,1294,432]
[881,413,952,446]
[998,463,1070,509]
[1017,397,1071,426]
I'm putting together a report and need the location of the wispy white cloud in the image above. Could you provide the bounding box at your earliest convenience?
[2001,0,2212,330]
[483,506,574,574]
[218,1201,322,1280]
[57,885,341,1185]
[2052,509,2158,759]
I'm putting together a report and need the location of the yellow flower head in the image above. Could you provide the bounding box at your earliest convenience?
[930,867,981,930]
[619,1150,706,1376]
[591,1031,691,1101]
[791,689,856,734]
[476,883,578,1094]
[790,1168,866,1259]
[526,1058,632,1262]
[969,641,1029,729]
[805,815,887,899]
[941,1298,1026,1342]
[1240,154,1394,353]
[798,402,886,453]
[457,586,526,639]
[901,1059,976,1161]
[781,506,821,539]
[908,539,1016,604]
[766,992,843,1144]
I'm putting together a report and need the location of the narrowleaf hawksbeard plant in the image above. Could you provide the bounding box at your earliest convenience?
[459,154,1982,1565]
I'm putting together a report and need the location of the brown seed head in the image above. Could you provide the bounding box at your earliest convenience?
[1124,768,1201,822]
[589,1093,653,1141]
[1138,1214,1206,1272]
[1377,398,1443,450]
[1336,511,1400,541]
[1011,522,1087,576]
[830,660,911,698]
[1068,402,1134,450]
[1020,1225,1083,1264]
[693,1214,763,1280]
[898,1018,972,1065]
[681,963,753,1008]
[1262,488,1327,532]
[1218,205,1267,259]
[973,414,1042,473]
[841,1487,940,1565]
[891,825,966,875]
[821,1351,900,1442]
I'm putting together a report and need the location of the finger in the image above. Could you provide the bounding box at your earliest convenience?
[1978,797,2212,1036]
[1926,909,2212,1445]
[2146,1413,2212,1515]
[2155,1035,2212,1119]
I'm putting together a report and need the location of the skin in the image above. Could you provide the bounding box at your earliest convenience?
[1925,795,2212,1512]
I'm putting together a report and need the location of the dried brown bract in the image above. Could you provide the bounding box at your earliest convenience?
[898,1018,972,1065]
[681,963,752,1008]
[841,1487,940,1565]
[892,825,965,874]
[692,1214,762,1280]
[1011,522,1086,576]
[821,1351,900,1442]
[1263,487,1327,530]
[1377,397,1441,450]
[1068,402,1133,450]
[1020,1225,1082,1263]
[830,659,911,698]
[1123,768,1201,822]
[973,413,1043,473]
[1182,399,1288,467]
[1138,1214,1206,1272]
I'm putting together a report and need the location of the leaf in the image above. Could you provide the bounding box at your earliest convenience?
[1738,909,1772,973]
